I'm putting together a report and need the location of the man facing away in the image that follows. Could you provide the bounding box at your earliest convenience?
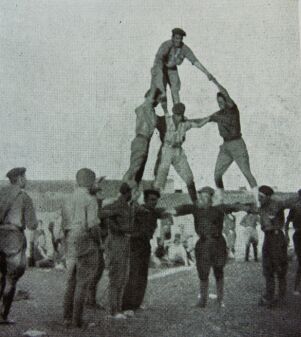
[240,211,260,262]
[153,102,210,202]
[62,168,101,328]
[171,186,253,308]
[0,167,38,324]
[207,78,258,204]
[285,189,301,296]
[258,185,298,308]
[150,28,214,104]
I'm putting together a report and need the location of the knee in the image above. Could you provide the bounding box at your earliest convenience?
[214,267,224,280]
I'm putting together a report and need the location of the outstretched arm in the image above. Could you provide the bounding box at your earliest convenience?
[187,116,210,129]
[193,60,213,81]
[211,78,235,108]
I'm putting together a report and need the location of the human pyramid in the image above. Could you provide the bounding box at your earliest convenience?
[0,28,300,330]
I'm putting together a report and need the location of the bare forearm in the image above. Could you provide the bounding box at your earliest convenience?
[194,60,210,75]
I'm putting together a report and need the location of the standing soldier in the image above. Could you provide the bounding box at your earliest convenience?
[122,89,166,188]
[99,183,148,319]
[150,28,213,105]
[172,187,252,308]
[240,211,260,262]
[257,185,298,307]
[285,189,301,296]
[0,167,38,324]
[207,78,258,204]
[62,168,101,328]
[153,102,210,202]
[122,189,171,315]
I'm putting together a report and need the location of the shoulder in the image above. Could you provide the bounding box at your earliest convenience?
[20,191,34,204]
[181,43,192,52]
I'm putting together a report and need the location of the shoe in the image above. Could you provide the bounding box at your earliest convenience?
[109,313,127,320]
[123,310,135,318]
[14,289,31,301]
[0,317,15,325]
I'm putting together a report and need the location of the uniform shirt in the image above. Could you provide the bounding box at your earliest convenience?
[1,185,37,231]
[99,197,148,236]
[135,100,157,139]
[133,205,168,240]
[154,40,199,69]
[209,104,242,142]
[285,200,301,231]
[240,213,260,229]
[157,114,207,148]
[259,197,298,232]
[176,203,250,237]
[62,187,100,258]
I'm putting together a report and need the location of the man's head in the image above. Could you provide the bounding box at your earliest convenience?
[171,28,186,48]
[217,92,228,110]
[198,186,215,206]
[119,182,132,202]
[76,168,96,189]
[144,189,161,209]
[258,185,274,206]
[172,102,185,123]
[6,167,27,188]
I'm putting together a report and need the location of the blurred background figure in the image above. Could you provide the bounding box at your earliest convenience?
[167,233,189,266]
[240,211,260,262]
[223,213,236,259]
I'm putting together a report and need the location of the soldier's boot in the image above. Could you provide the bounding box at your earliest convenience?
[197,280,208,308]
[253,243,258,262]
[294,268,301,295]
[216,278,225,307]
[245,245,250,262]
[278,276,287,304]
[187,182,197,203]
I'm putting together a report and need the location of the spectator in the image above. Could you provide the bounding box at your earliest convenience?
[34,229,55,268]
[168,234,189,266]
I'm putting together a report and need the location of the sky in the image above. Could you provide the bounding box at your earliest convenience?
[0,0,301,191]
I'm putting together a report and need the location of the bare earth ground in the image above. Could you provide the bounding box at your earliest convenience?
[1,260,301,337]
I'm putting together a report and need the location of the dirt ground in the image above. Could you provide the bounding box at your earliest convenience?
[1,259,301,337]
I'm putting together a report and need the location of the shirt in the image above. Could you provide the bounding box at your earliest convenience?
[62,187,100,257]
[259,196,298,232]
[240,213,260,229]
[1,185,37,231]
[209,104,242,141]
[135,99,157,138]
[176,203,250,237]
[154,40,199,69]
[285,200,301,231]
[157,114,207,148]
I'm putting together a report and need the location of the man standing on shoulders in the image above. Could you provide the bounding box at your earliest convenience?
[62,168,101,328]
[285,189,301,296]
[150,28,214,104]
[0,167,38,324]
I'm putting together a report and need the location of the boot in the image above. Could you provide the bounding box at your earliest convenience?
[245,245,250,262]
[197,280,208,308]
[216,278,224,307]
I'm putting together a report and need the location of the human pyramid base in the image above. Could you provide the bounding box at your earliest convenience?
[0,28,300,329]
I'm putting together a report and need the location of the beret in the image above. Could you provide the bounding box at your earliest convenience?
[144,189,161,199]
[119,182,131,195]
[198,186,215,196]
[259,185,274,196]
[172,103,186,115]
[172,28,186,37]
[76,168,96,188]
[6,167,26,180]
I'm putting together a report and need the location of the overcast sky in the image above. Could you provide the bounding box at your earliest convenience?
[0,0,300,191]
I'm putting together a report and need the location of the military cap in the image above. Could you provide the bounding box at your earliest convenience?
[6,167,26,180]
[172,102,186,115]
[198,186,215,196]
[119,182,131,195]
[144,189,161,199]
[259,185,274,197]
[172,28,186,37]
[76,168,96,188]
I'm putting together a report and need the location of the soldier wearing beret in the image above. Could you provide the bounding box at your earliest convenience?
[0,167,38,324]
[99,183,149,319]
[171,186,253,308]
[153,102,210,202]
[258,185,299,307]
[62,168,101,328]
[149,28,214,104]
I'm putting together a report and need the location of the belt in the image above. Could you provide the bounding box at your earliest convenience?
[164,143,182,149]
[265,229,283,235]
[223,135,242,142]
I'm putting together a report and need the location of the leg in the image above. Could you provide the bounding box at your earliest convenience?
[153,146,173,191]
[253,241,258,262]
[0,254,6,301]
[213,267,224,306]
[231,139,257,188]
[86,251,105,306]
[63,258,77,322]
[154,145,163,179]
[214,144,233,189]
[172,149,197,202]
[245,243,250,262]
[293,232,301,293]
[167,68,181,104]
[150,65,167,102]
[195,239,210,307]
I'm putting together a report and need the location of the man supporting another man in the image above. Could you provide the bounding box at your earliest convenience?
[0,167,38,324]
